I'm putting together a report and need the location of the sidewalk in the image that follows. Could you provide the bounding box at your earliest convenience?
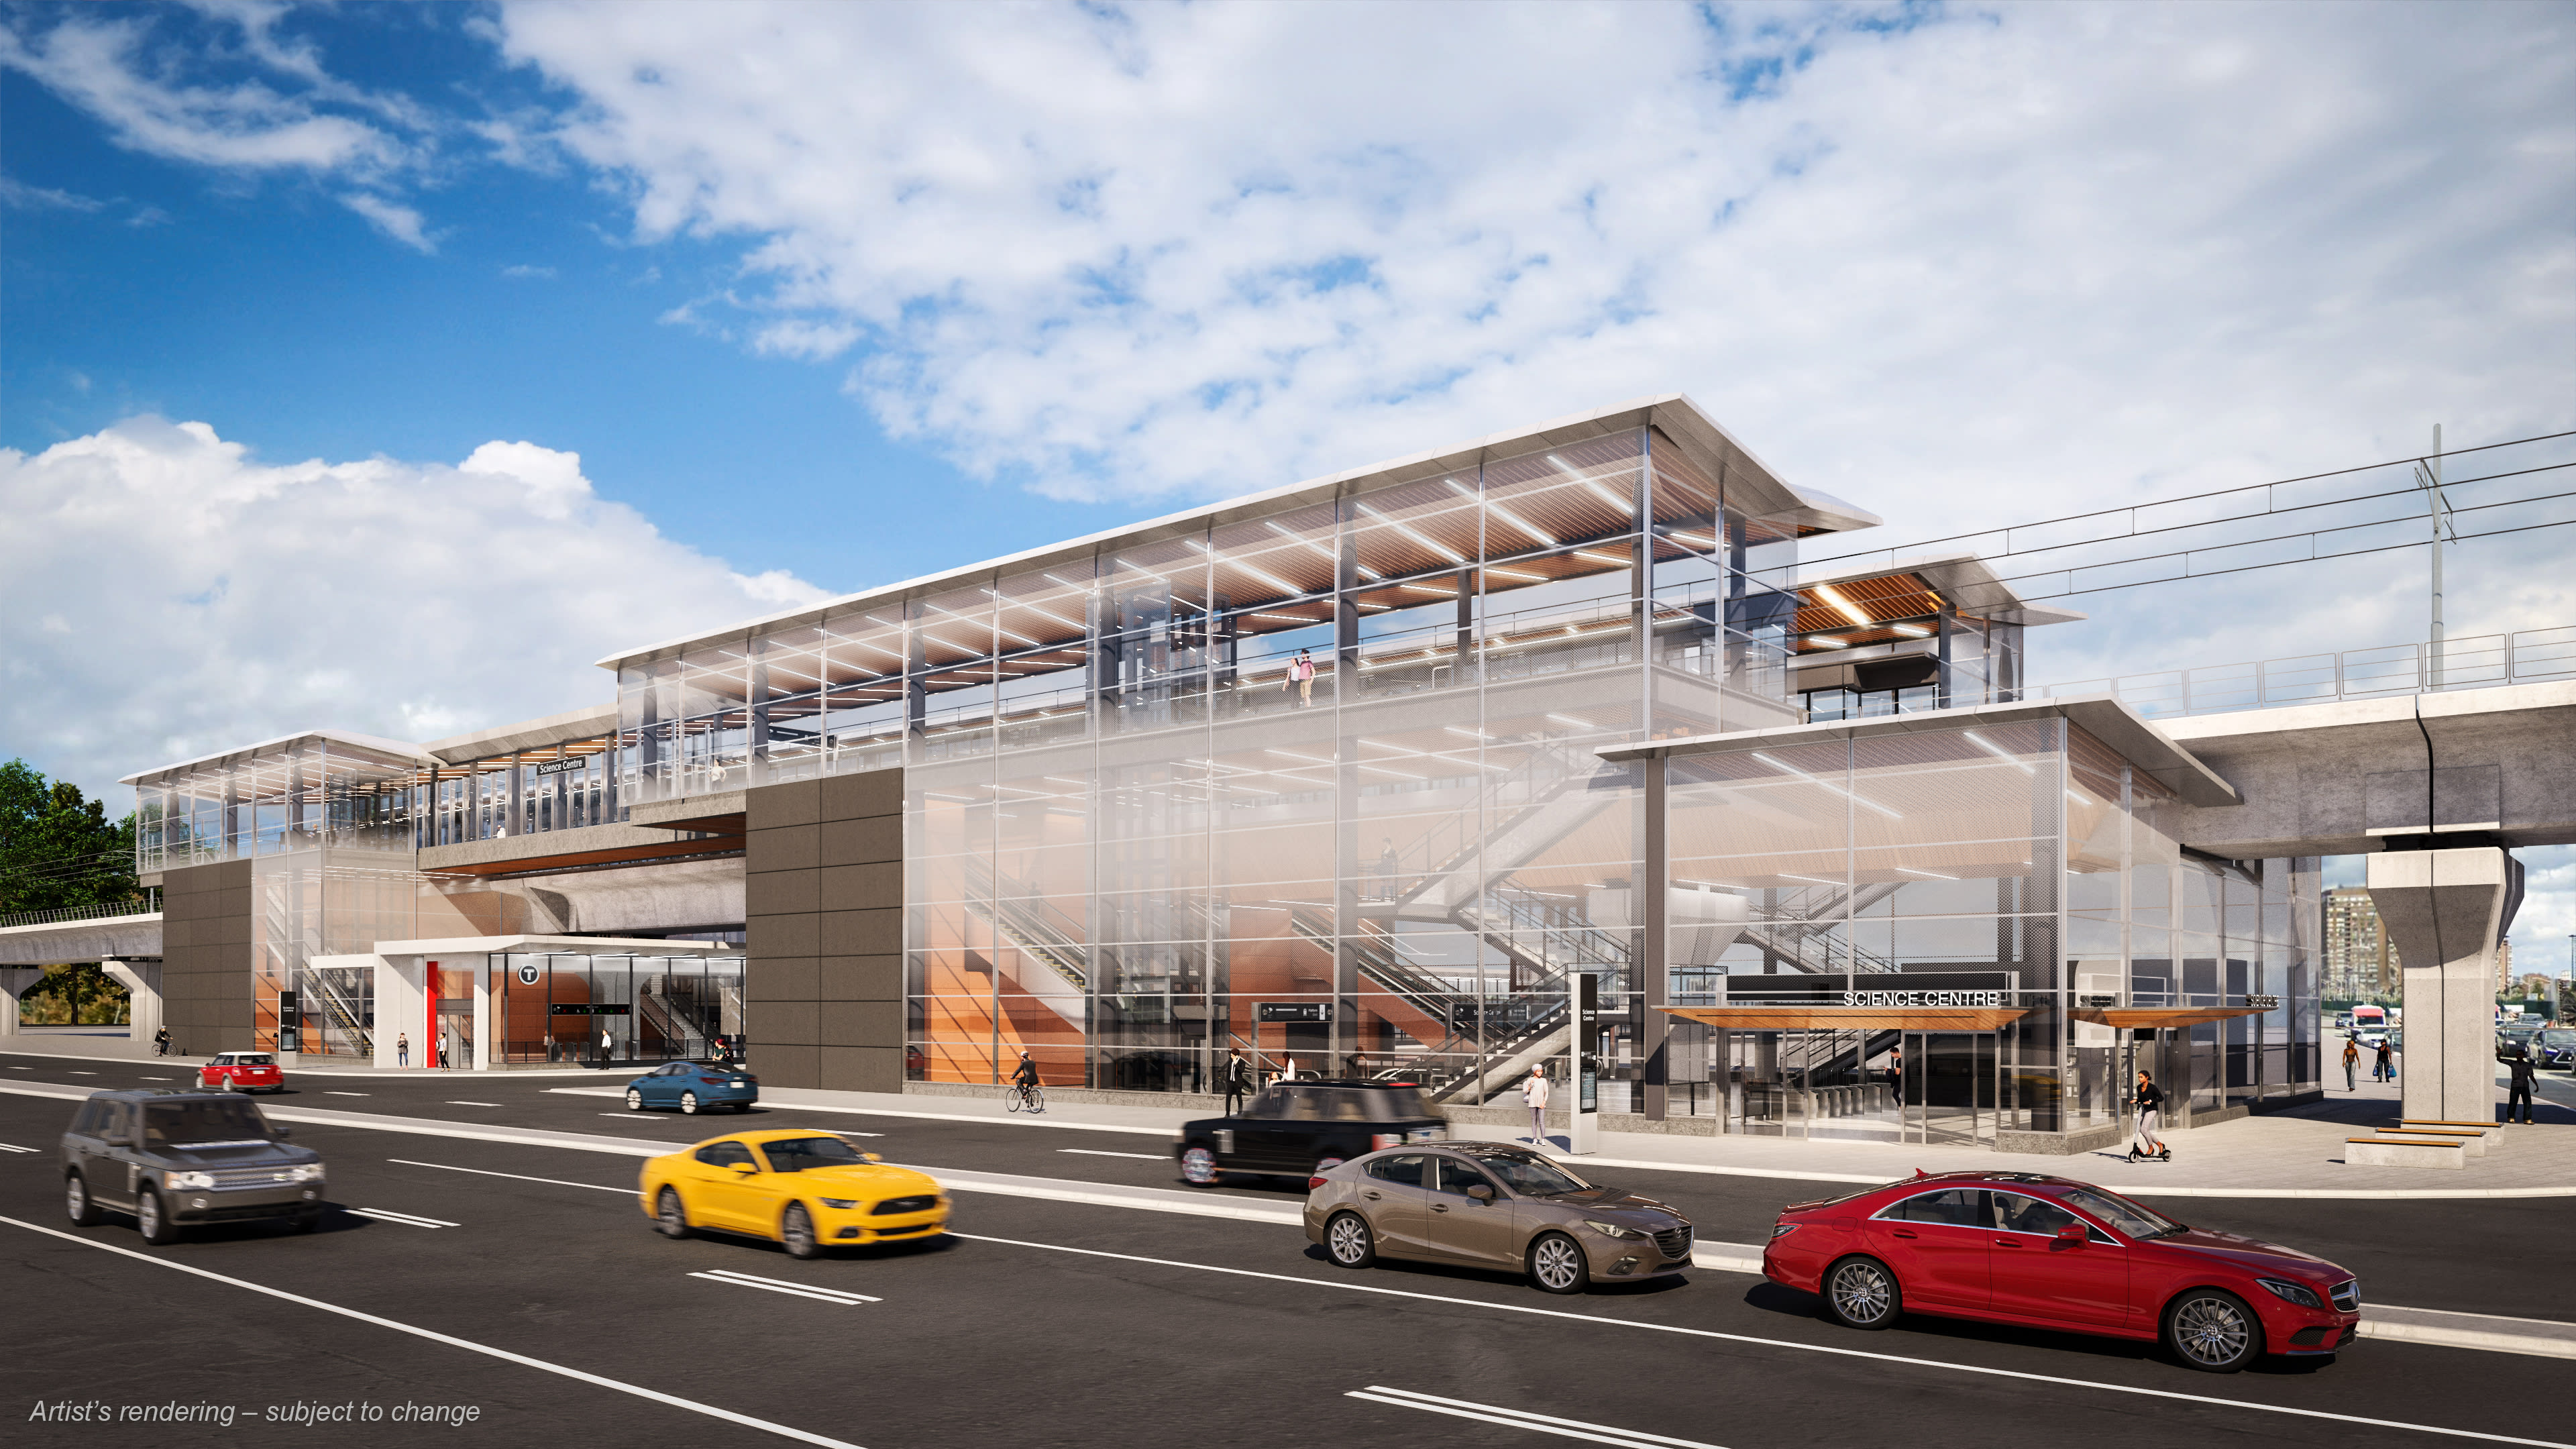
[729,1079,2576,1198]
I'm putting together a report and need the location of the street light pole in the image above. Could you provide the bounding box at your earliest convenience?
[2416,426,2453,689]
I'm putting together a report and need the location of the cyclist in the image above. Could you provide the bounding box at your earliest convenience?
[1010,1049,1043,1111]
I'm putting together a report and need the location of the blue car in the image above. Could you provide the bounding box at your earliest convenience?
[624,1061,759,1115]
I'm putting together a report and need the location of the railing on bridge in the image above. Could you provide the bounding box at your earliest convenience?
[2027,624,2576,722]
[0,890,163,932]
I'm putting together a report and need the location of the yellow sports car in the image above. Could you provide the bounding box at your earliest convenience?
[639,1130,948,1258]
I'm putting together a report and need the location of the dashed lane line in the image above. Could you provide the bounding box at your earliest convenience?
[0,1143,37,1154]
[1058,1148,1168,1161]
[385,1159,634,1195]
[1347,1385,1725,1448]
[445,1101,504,1108]
[688,1270,878,1307]
[0,1214,869,1448]
[946,1233,2571,1449]
[325,1091,370,1097]
[343,1207,458,1229]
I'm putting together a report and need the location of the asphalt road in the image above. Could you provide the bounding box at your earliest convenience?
[2,1055,2571,1449]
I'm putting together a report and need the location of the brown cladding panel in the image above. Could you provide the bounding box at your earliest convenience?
[742,767,903,1089]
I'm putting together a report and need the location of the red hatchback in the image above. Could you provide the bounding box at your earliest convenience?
[198,1051,285,1094]
[1764,1171,2360,1373]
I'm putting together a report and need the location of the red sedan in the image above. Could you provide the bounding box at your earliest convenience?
[198,1051,285,1094]
[1763,1170,2359,1373]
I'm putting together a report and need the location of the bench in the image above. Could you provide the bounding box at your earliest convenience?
[2347,1136,2466,1169]
[2370,1126,2485,1156]
[2398,1118,2505,1144]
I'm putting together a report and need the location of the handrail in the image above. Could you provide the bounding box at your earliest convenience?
[2027,624,2574,721]
[0,891,162,931]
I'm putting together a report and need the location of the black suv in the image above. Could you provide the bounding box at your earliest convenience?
[62,1090,326,1244]
[1174,1079,1447,1186]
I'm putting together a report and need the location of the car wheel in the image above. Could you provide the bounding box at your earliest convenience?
[655,1187,692,1240]
[138,1188,182,1246]
[64,1173,101,1228]
[781,1203,820,1260]
[1527,1231,1587,1295]
[625,1089,644,1111]
[1326,1211,1377,1269]
[1179,1146,1220,1187]
[2165,1289,2262,1373]
[1822,1256,1901,1330]
[680,1092,700,1116]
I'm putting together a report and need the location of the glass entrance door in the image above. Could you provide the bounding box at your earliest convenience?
[1901,1032,1995,1146]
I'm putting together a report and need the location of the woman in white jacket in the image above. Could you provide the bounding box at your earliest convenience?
[1521,1065,1550,1146]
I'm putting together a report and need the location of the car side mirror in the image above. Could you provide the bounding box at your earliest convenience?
[730,1162,759,1175]
[1466,1184,1495,1203]
[2056,1223,2086,1243]
[862,1153,882,1163]
[274,1127,291,1138]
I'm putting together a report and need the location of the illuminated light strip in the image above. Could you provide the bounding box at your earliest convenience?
[1450,478,1559,547]
[1895,867,1958,880]
[1483,566,1547,582]
[1265,520,1381,581]
[1267,749,1332,765]
[1548,454,1633,517]
[1252,611,1323,623]
[1811,582,1875,629]
[1224,558,1308,597]
[1962,729,2039,776]
[1748,751,1904,819]
[1444,726,1490,740]
[1355,504,1466,566]
[1401,584,1458,596]
[1359,765,1424,780]
[1777,873,1843,886]
[1546,714,1595,729]
[985,590,1087,633]
[1890,623,1932,637]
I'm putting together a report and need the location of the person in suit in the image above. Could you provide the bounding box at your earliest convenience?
[2506,1043,2539,1125]
[1223,1048,1253,1114]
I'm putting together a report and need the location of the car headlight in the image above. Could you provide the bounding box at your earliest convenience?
[289,1164,325,1183]
[818,1198,859,1210]
[1770,1222,1799,1238]
[1582,1220,1644,1239]
[2257,1277,2324,1309]
[166,1171,215,1190]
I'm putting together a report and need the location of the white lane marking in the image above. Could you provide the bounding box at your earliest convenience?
[325,1091,370,1097]
[0,1144,38,1154]
[386,1159,633,1196]
[343,1207,459,1229]
[445,1101,504,1108]
[6,1066,28,1069]
[1348,1386,1724,1448]
[949,1234,2571,1448]
[545,1087,1173,1136]
[600,1113,662,1120]
[1058,1148,1167,1161]
[67,1071,95,1075]
[688,1270,879,1306]
[2361,1320,2576,1361]
[140,1077,172,1081]
[0,1214,869,1448]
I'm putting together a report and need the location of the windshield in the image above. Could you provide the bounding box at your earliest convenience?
[2538,1031,2575,1047]
[2060,1186,2184,1240]
[1466,1151,1593,1197]
[759,1136,869,1173]
[144,1098,274,1146]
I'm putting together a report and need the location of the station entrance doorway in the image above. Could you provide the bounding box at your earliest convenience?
[1898,1030,1996,1146]
[1660,1004,2027,1145]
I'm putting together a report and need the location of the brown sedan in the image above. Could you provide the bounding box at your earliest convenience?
[1303,1142,1695,1294]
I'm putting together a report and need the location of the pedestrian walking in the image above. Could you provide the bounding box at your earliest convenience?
[2126,1069,2168,1163]
[2375,1038,2395,1084]
[2506,1044,2538,1125]
[599,1028,614,1069]
[2341,1036,2358,1091]
[1521,1065,1552,1147]
[395,1032,409,1068]
[1223,1047,1252,1114]
[1287,649,1318,706]
[437,1033,451,1071]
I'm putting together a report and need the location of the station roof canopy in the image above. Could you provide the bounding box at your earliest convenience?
[593,392,1884,672]
[121,729,438,788]
[1659,1006,2031,1032]
[364,934,741,958]
[2069,1006,2269,1028]
[1788,551,2090,632]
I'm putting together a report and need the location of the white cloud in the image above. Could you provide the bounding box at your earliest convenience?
[0,417,828,800]
[486,0,2573,535]
[501,263,557,278]
[339,191,435,252]
[0,173,105,211]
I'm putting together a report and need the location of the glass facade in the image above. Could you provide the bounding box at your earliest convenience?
[488,951,745,1065]
[614,425,1833,1098]
[1659,716,2319,1145]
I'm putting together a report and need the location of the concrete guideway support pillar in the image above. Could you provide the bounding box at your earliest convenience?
[101,960,162,1047]
[0,967,40,1036]
[2367,847,2511,1125]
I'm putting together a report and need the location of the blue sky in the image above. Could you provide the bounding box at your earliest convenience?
[3,1,2571,964]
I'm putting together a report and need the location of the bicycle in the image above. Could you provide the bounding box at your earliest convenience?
[1006,1082,1046,1114]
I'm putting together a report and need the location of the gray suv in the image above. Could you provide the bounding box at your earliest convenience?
[62,1090,327,1244]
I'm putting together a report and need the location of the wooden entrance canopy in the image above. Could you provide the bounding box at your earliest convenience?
[2069,1006,2268,1029]
[1658,1006,2029,1032]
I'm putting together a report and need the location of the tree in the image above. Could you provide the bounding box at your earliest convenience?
[0,760,139,916]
